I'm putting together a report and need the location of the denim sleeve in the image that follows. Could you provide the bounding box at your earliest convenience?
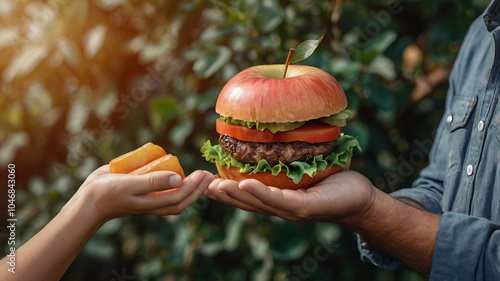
[430,212,500,280]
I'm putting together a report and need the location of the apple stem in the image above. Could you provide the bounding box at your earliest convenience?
[283,48,295,78]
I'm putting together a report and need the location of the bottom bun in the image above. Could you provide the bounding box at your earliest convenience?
[216,158,350,190]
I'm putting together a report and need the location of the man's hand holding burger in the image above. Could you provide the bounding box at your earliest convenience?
[205,170,375,223]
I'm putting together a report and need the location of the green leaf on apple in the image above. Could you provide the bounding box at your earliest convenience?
[289,34,324,64]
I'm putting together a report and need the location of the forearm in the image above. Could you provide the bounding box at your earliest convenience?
[342,187,440,277]
[0,195,104,281]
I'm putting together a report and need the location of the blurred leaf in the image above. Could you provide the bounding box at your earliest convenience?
[97,218,123,236]
[3,45,49,82]
[315,223,342,244]
[83,236,116,261]
[0,1,13,17]
[149,97,181,131]
[53,175,74,196]
[94,90,118,119]
[66,100,91,134]
[255,0,284,33]
[224,209,250,251]
[363,74,395,110]
[199,240,225,257]
[357,31,397,64]
[141,34,178,62]
[28,177,46,197]
[0,27,20,49]
[345,120,371,153]
[85,24,107,58]
[192,46,232,78]
[248,234,269,259]
[25,82,52,116]
[6,101,23,127]
[169,117,194,146]
[58,37,82,68]
[74,156,99,180]
[196,88,221,112]
[272,238,309,261]
[0,131,29,165]
[271,223,310,261]
[252,262,272,281]
[95,0,127,10]
[63,0,89,28]
[169,222,192,265]
[290,35,324,64]
[330,58,360,90]
[367,55,397,81]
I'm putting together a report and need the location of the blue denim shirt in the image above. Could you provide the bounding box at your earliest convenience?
[358,1,500,279]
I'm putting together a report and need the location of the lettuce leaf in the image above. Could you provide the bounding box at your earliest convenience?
[201,135,361,184]
[220,116,305,133]
[318,109,353,127]
[220,109,354,133]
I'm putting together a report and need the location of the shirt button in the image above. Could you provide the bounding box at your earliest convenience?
[467,165,474,176]
[447,115,453,123]
[478,121,484,131]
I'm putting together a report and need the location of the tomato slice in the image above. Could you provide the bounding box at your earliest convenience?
[216,118,341,143]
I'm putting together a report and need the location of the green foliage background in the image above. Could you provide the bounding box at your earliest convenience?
[0,0,489,280]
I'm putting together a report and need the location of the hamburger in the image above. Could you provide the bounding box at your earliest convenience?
[201,64,360,190]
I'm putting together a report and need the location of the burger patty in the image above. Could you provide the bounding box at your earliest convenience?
[219,135,336,166]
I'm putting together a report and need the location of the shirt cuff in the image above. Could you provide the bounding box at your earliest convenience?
[429,212,499,280]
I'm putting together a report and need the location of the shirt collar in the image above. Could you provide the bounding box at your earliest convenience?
[484,0,500,32]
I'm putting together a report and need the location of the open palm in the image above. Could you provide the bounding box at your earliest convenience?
[205,170,376,224]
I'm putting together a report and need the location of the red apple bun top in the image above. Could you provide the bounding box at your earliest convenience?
[215,64,347,123]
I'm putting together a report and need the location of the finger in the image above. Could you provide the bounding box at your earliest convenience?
[134,170,212,211]
[216,180,280,215]
[205,179,272,214]
[238,179,313,218]
[149,172,212,216]
[122,171,184,195]
[239,179,305,208]
[205,177,226,199]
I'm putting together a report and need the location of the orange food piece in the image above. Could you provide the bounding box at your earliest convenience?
[109,142,166,174]
[128,154,185,178]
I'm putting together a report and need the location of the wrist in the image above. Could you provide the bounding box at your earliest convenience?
[337,185,382,232]
[61,191,107,232]
[340,188,439,276]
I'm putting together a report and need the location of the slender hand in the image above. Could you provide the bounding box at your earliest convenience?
[1,165,213,281]
[205,170,440,277]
